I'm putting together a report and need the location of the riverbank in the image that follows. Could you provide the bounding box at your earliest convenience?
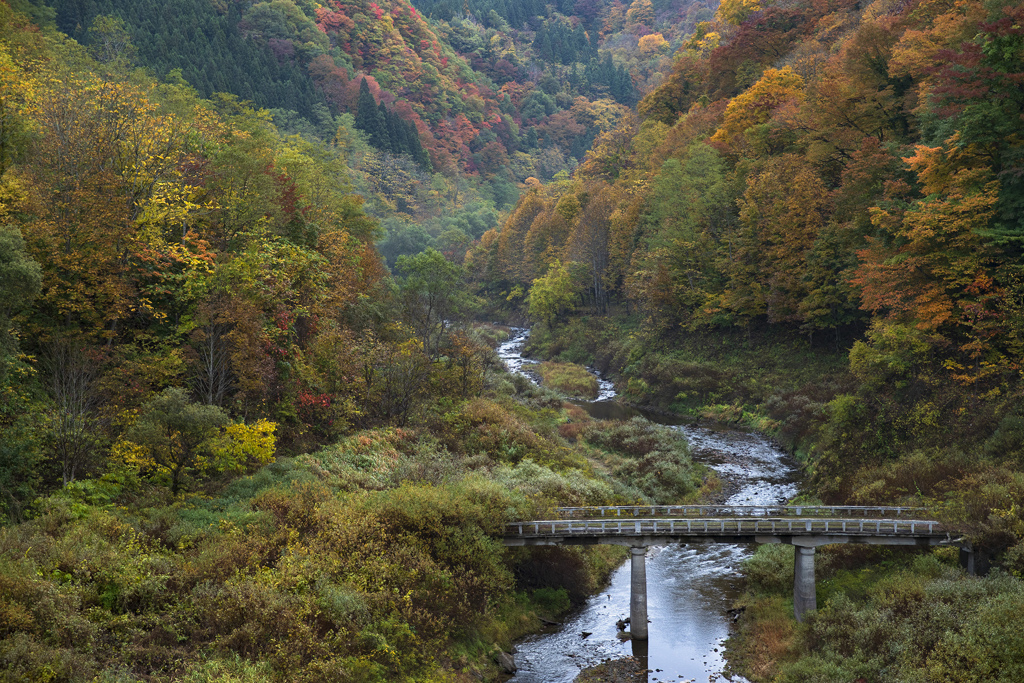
[521,317,851,459]
[573,657,646,683]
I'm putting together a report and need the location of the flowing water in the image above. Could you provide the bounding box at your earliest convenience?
[496,328,799,683]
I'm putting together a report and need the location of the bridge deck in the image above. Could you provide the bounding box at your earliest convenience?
[554,505,927,519]
[503,516,952,546]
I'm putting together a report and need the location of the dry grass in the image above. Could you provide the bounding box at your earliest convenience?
[728,596,797,682]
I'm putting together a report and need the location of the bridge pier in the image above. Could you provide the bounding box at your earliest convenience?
[793,546,816,622]
[630,547,648,640]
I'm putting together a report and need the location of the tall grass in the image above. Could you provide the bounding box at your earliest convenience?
[535,362,600,399]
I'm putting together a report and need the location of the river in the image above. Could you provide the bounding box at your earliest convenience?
[496,328,799,683]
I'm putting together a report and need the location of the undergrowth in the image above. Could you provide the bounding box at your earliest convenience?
[0,360,721,682]
[729,548,1024,683]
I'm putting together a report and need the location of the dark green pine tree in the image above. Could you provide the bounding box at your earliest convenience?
[408,121,431,169]
[355,78,385,147]
[568,62,582,92]
[382,102,401,153]
[612,64,635,104]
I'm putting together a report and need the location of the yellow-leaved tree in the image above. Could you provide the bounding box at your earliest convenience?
[715,0,765,25]
[118,387,276,494]
[710,67,804,156]
[638,33,670,54]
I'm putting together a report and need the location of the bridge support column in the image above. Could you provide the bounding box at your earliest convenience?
[630,547,648,640]
[793,546,816,622]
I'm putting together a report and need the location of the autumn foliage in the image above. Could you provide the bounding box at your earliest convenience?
[475,0,1024,388]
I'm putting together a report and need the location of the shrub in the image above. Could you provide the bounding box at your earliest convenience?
[468,324,512,349]
[305,428,465,491]
[493,459,614,507]
[927,588,1024,682]
[726,595,796,681]
[0,632,98,683]
[530,587,571,617]
[984,413,1024,464]
[744,543,794,594]
[511,546,601,604]
[581,417,706,503]
[432,398,583,469]
[179,655,275,682]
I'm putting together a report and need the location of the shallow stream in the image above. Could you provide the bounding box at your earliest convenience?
[496,328,799,683]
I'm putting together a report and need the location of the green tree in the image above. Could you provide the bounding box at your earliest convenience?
[0,225,41,351]
[355,78,385,149]
[527,259,577,326]
[643,143,734,318]
[87,15,137,69]
[124,387,230,494]
[396,248,473,359]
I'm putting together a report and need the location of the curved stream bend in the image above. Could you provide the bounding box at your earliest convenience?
[497,327,798,683]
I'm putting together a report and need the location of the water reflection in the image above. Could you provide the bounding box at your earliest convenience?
[631,638,649,675]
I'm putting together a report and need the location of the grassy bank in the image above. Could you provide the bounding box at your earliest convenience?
[0,359,709,682]
[536,362,600,400]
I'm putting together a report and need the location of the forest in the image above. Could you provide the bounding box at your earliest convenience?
[1,0,1024,679]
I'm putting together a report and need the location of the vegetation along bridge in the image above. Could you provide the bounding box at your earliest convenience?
[503,505,958,637]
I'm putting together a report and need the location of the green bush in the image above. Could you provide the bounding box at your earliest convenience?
[493,459,614,507]
[530,587,571,617]
[745,544,794,594]
[984,413,1024,464]
[468,324,511,349]
[927,588,1024,682]
[179,655,274,682]
[749,562,1024,683]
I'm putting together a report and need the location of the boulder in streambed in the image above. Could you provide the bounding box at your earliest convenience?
[495,651,516,674]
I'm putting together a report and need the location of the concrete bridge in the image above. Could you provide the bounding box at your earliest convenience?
[503,505,958,636]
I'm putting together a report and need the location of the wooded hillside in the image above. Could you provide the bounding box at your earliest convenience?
[475,1,1024,677]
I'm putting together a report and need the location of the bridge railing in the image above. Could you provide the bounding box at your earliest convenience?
[505,517,948,538]
[554,505,928,519]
